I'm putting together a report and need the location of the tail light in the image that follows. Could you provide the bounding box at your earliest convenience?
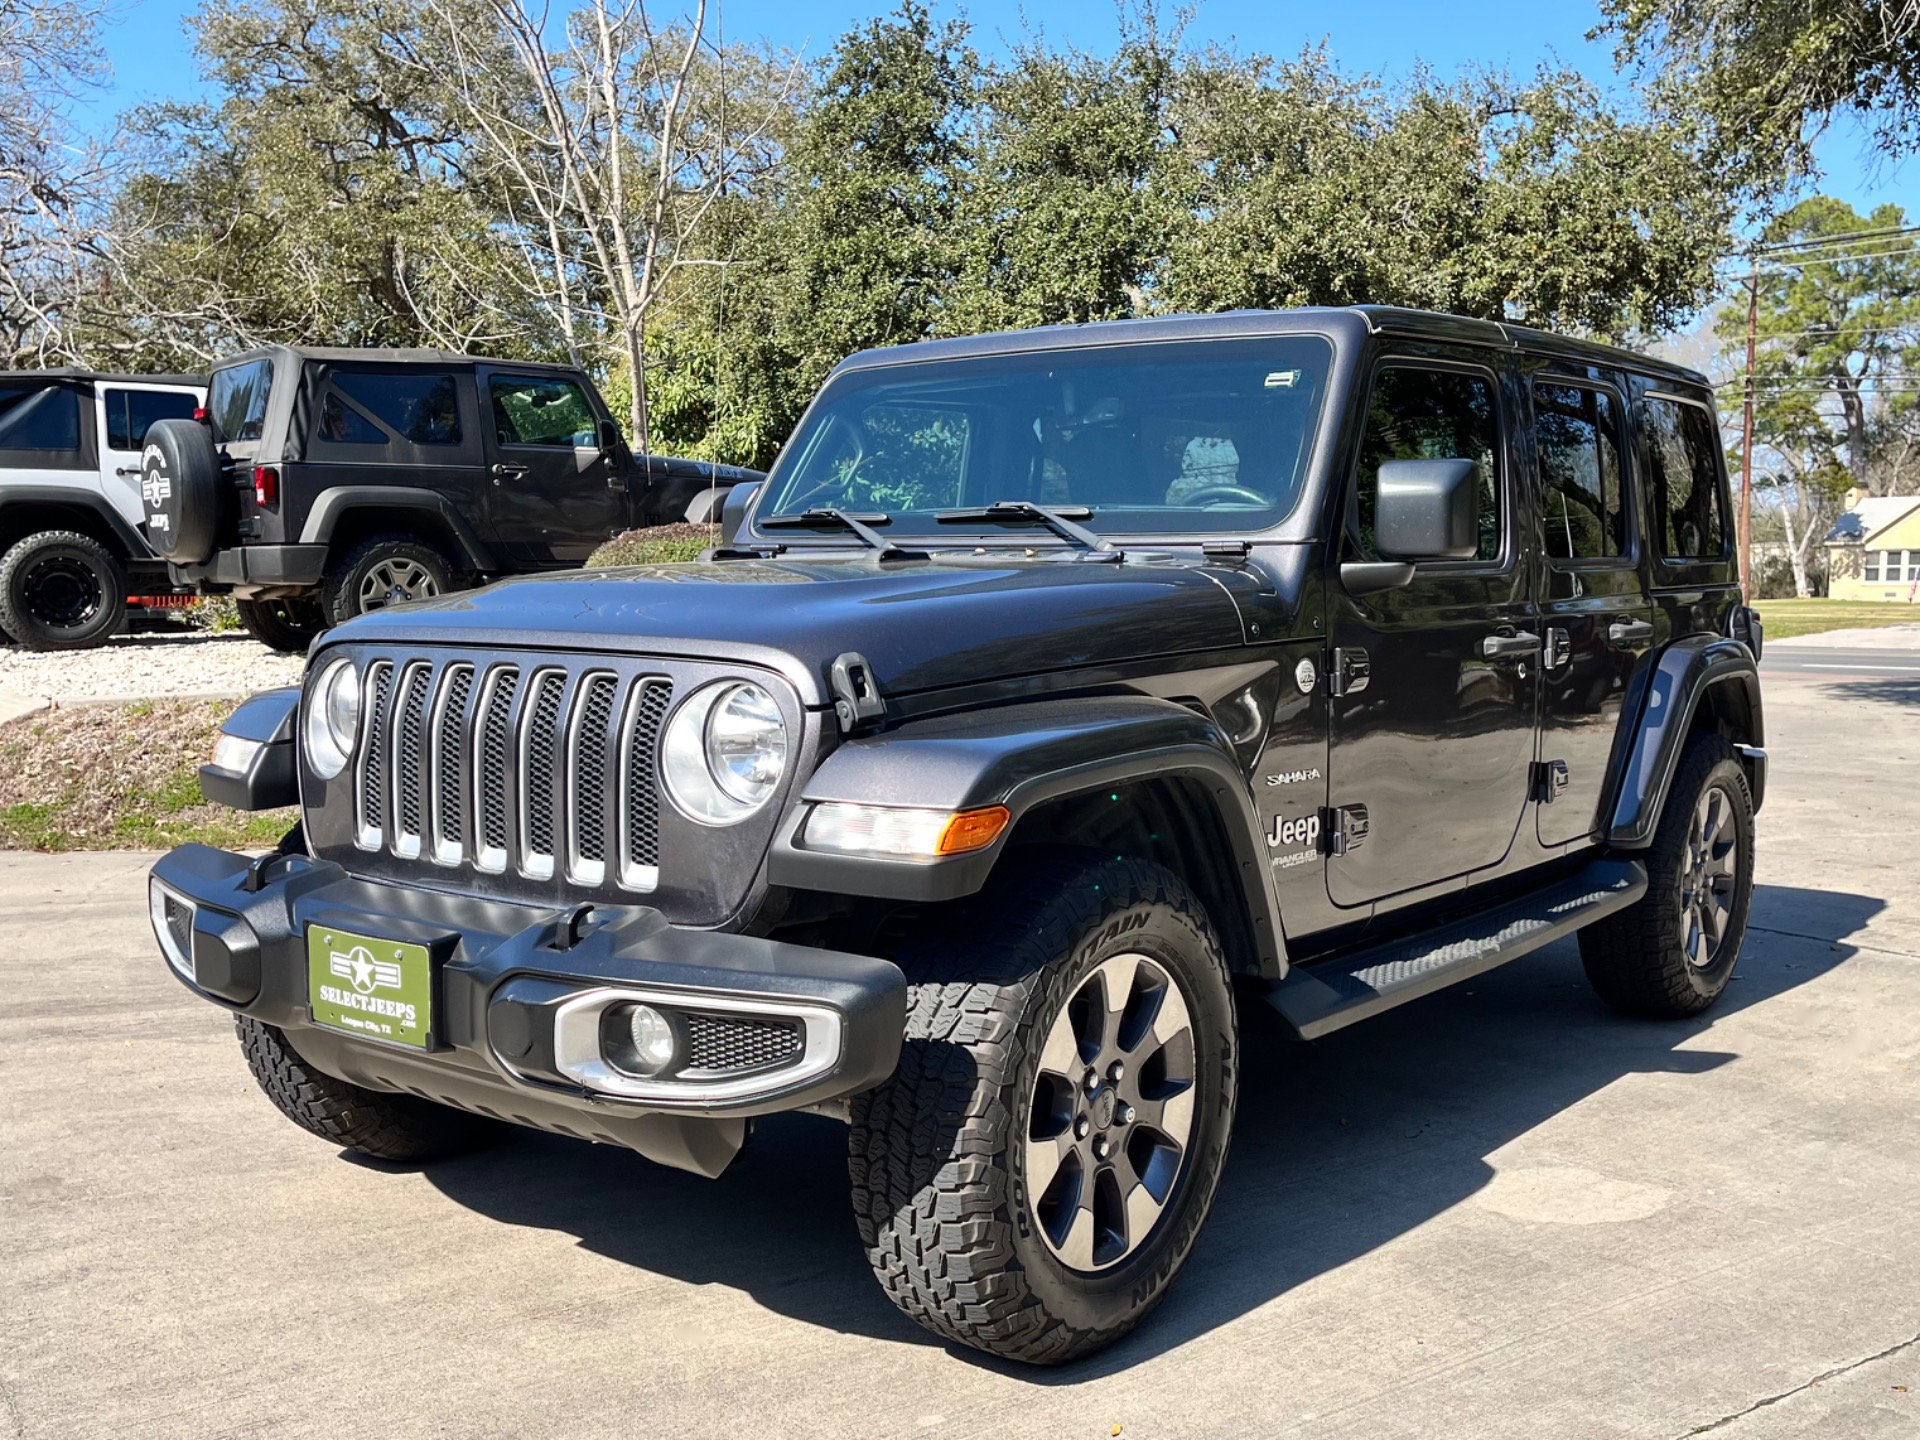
[253,465,279,508]
[193,406,209,424]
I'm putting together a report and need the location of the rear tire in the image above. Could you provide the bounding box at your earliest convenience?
[0,530,127,651]
[321,534,457,625]
[236,1015,500,1162]
[849,853,1238,1364]
[236,595,327,653]
[1579,733,1754,1018]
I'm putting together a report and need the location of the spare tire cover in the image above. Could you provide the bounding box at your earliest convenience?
[140,417,223,563]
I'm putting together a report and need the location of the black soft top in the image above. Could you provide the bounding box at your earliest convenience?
[213,344,583,377]
[834,305,1711,389]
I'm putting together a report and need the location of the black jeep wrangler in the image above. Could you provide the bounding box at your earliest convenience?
[150,308,1764,1364]
[139,345,759,651]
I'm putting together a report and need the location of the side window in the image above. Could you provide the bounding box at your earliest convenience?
[1641,397,1728,561]
[207,360,274,444]
[1352,365,1501,562]
[319,392,386,445]
[490,375,597,447]
[333,371,461,445]
[1533,382,1626,560]
[0,383,81,451]
[105,389,198,451]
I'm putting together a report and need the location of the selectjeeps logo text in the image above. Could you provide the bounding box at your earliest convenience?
[317,944,416,1025]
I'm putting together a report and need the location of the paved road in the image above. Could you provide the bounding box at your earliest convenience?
[3,674,1917,1439]
[1762,643,1920,681]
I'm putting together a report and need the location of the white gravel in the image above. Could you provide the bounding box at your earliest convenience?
[0,631,305,705]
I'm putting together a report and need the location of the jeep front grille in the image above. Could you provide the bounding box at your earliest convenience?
[352,658,673,891]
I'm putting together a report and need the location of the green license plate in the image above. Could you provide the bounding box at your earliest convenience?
[307,925,433,1050]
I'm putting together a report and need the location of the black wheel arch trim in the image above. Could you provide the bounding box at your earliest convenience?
[1605,634,1765,849]
[297,487,497,571]
[766,694,1289,977]
[0,488,153,559]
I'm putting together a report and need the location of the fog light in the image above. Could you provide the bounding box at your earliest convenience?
[601,1002,682,1078]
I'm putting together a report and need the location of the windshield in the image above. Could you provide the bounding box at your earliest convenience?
[758,336,1332,536]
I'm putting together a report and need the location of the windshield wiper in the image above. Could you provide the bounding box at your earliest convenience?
[760,508,927,560]
[935,501,1120,559]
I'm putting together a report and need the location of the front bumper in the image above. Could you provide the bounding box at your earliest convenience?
[149,844,906,1177]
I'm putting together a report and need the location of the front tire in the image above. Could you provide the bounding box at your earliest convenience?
[236,1015,500,1161]
[236,595,327,652]
[850,853,1238,1364]
[1579,733,1755,1017]
[321,534,457,625]
[0,530,127,651]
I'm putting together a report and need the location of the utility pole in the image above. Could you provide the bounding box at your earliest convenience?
[1738,261,1758,597]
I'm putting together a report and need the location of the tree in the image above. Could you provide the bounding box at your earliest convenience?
[0,0,113,365]
[1601,0,1920,188]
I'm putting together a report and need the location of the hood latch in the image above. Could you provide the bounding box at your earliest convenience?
[829,652,886,733]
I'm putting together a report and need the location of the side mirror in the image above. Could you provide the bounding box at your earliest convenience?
[1374,458,1480,561]
[720,481,762,546]
[598,419,624,454]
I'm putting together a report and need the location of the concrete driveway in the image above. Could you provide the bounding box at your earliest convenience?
[2,670,1915,1439]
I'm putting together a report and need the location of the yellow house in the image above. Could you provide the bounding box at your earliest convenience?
[1825,490,1920,601]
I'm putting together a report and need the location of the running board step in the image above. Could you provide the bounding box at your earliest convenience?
[1266,858,1648,1040]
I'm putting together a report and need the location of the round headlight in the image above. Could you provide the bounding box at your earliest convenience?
[303,657,361,780]
[661,680,788,824]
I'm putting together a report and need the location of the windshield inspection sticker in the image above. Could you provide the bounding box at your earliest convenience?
[1264,369,1302,388]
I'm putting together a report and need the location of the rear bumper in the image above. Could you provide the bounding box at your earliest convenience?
[149,844,906,1176]
[169,544,328,592]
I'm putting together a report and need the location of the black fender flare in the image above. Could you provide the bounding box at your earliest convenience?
[296,487,497,572]
[0,487,154,560]
[1606,634,1765,848]
[766,694,1287,976]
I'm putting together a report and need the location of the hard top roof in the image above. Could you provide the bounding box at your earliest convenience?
[833,305,1711,388]
[1,367,203,387]
[214,343,583,375]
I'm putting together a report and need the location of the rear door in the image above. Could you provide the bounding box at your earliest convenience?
[1324,352,1539,908]
[477,368,624,565]
[1528,369,1655,846]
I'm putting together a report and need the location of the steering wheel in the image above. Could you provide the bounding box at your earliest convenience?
[1183,483,1270,507]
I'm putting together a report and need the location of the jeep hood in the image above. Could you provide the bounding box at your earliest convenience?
[334,552,1295,705]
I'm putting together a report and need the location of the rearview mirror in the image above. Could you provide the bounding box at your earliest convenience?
[1374,458,1480,561]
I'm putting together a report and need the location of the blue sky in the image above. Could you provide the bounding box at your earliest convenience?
[80,0,1914,223]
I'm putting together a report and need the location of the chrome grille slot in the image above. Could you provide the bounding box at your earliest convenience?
[429,664,474,865]
[518,670,566,880]
[354,660,395,850]
[391,662,432,859]
[474,666,520,872]
[566,674,617,886]
[619,679,672,891]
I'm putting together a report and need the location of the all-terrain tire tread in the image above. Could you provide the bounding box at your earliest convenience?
[849,852,1231,1364]
[235,1014,494,1161]
[1579,733,1753,1018]
[0,530,127,651]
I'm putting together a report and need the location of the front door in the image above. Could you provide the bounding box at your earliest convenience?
[1528,373,1655,846]
[1325,355,1539,908]
[478,368,626,565]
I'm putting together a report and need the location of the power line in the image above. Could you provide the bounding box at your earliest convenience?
[1750,223,1920,255]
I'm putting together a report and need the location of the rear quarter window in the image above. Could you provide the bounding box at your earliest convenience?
[331,370,462,445]
[0,382,82,452]
[1641,396,1729,562]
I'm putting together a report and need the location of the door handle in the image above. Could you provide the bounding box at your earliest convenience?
[1607,618,1654,646]
[113,465,141,477]
[1481,630,1542,659]
[490,463,529,486]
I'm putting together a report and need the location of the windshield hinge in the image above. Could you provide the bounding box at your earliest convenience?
[1202,540,1251,564]
[829,652,886,733]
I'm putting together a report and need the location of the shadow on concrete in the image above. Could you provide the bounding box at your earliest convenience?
[1826,677,1920,708]
[420,883,1880,1373]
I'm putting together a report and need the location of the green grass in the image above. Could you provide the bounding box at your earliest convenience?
[1752,599,1920,640]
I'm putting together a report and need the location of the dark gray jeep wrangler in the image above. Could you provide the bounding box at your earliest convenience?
[151,308,1764,1364]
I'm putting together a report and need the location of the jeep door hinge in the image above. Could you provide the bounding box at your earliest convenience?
[1328,647,1371,697]
[1531,760,1570,804]
[829,651,886,734]
[1322,804,1370,856]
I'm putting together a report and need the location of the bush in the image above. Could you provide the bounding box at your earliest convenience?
[588,524,714,568]
[184,596,242,632]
